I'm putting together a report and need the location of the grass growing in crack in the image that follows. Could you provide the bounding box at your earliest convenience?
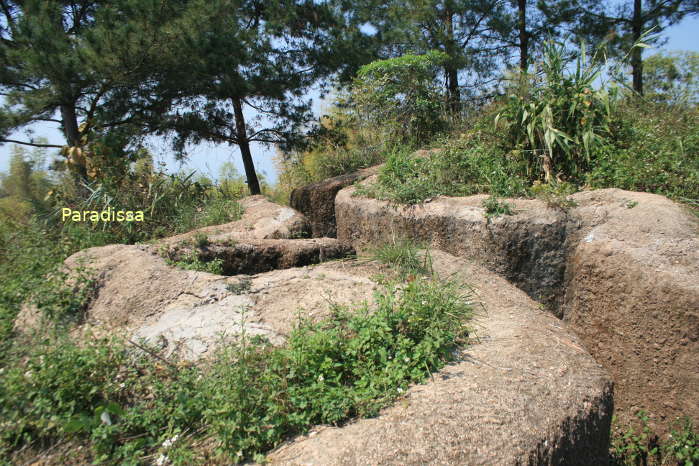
[371,237,432,277]
[0,277,472,464]
[226,278,252,295]
[167,250,224,275]
[482,196,514,218]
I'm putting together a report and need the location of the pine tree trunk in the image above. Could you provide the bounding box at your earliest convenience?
[518,0,529,72]
[60,104,81,147]
[631,0,644,95]
[444,9,461,113]
[232,96,262,196]
[445,64,460,113]
[60,103,87,180]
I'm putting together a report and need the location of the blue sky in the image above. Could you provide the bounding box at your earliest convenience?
[2,15,698,183]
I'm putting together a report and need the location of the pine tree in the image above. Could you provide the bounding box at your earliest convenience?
[356,0,512,112]
[0,0,187,178]
[591,0,699,95]
[153,0,362,195]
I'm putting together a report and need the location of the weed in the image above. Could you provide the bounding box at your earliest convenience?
[167,250,224,275]
[625,200,639,209]
[371,237,432,277]
[226,278,252,295]
[610,411,698,465]
[193,232,210,248]
[482,196,514,218]
[529,181,578,210]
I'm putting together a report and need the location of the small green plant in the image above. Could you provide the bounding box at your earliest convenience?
[371,237,431,277]
[664,418,699,464]
[610,411,698,465]
[529,180,578,210]
[626,200,639,209]
[167,250,224,275]
[482,196,514,218]
[226,277,252,295]
[193,232,210,248]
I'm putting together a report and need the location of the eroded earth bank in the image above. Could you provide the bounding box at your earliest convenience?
[20,172,698,464]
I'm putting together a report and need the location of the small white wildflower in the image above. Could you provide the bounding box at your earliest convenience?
[100,411,112,426]
[119,382,126,389]
[397,387,403,393]
[24,370,32,379]
[155,454,169,466]
[162,434,179,449]
[404,357,410,362]
[318,374,324,382]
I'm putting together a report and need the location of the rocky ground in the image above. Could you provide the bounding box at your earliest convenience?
[18,171,698,463]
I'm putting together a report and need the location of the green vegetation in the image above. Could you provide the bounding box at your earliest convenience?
[482,196,514,218]
[610,411,699,465]
[345,41,698,208]
[166,250,225,275]
[0,261,472,463]
[371,237,432,277]
[1,0,698,463]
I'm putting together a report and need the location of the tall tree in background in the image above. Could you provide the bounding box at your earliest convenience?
[155,0,364,195]
[593,0,699,95]
[500,0,608,73]
[359,0,511,112]
[0,0,185,179]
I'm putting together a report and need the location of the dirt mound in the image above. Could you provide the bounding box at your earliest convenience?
[268,250,612,465]
[563,189,699,433]
[335,181,698,434]
[290,166,379,238]
[336,186,569,310]
[162,195,310,246]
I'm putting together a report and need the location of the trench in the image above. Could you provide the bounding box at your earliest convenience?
[165,238,356,276]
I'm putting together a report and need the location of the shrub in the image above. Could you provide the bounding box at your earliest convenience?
[353,51,449,146]
[495,40,617,183]
[586,101,699,203]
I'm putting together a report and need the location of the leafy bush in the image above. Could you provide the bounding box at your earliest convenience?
[495,41,617,183]
[353,51,449,146]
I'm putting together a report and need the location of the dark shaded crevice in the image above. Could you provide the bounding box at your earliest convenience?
[166,240,355,276]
